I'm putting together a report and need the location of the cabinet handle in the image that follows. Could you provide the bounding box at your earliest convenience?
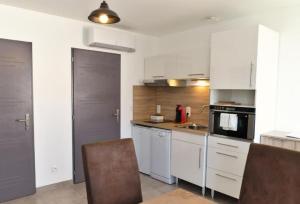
[152,76,164,78]
[217,142,238,148]
[216,152,238,159]
[250,62,253,87]
[199,148,202,169]
[188,73,204,76]
[215,173,237,182]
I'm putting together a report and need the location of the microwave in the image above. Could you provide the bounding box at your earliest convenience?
[209,105,255,141]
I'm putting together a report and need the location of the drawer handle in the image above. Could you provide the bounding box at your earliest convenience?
[188,73,204,76]
[215,173,237,182]
[217,142,238,148]
[152,76,165,78]
[216,152,238,159]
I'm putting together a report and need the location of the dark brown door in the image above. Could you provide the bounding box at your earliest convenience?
[72,48,121,183]
[0,39,35,202]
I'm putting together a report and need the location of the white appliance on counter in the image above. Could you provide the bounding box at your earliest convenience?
[150,128,175,184]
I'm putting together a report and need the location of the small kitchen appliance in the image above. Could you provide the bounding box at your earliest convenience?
[150,105,164,123]
[175,105,187,123]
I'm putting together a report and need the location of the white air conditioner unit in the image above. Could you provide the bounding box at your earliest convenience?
[87,27,136,53]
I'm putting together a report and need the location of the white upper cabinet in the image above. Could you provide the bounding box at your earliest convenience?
[210,26,258,90]
[144,53,209,80]
[177,52,210,79]
[145,56,166,80]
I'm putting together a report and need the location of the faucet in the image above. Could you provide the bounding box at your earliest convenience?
[200,105,210,113]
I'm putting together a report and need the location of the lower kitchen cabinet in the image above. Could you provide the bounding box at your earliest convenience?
[132,125,152,174]
[206,135,250,199]
[260,131,300,152]
[171,131,206,188]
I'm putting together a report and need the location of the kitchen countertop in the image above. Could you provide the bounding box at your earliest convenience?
[131,120,208,136]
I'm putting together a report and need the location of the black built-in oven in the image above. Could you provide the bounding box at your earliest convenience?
[210,105,255,140]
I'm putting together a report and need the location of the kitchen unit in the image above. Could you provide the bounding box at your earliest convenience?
[144,54,209,80]
[132,124,175,184]
[171,131,206,194]
[206,136,250,199]
[207,105,253,199]
[131,121,208,188]
[210,25,280,142]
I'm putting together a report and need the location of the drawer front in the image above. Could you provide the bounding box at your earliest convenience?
[282,140,296,150]
[260,136,273,145]
[208,136,250,153]
[206,168,242,199]
[207,147,248,176]
[172,131,205,145]
[296,142,300,152]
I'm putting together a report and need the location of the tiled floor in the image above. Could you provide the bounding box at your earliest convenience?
[3,174,237,204]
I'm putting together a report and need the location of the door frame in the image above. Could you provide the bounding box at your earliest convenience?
[71,48,121,183]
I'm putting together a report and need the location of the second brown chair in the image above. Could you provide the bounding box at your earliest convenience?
[239,143,300,204]
[82,138,143,204]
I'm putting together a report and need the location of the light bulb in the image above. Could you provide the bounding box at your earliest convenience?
[99,14,109,23]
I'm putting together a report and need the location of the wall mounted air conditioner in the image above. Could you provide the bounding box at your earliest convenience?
[87,27,136,53]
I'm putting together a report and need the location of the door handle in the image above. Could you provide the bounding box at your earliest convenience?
[250,62,253,88]
[16,114,30,130]
[199,148,202,169]
[113,109,120,122]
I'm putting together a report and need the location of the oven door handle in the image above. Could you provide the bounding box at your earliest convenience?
[211,110,255,115]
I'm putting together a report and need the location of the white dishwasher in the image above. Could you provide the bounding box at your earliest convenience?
[150,128,175,184]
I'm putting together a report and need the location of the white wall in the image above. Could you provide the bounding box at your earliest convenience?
[157,6,300,133]
[0,5,158,187]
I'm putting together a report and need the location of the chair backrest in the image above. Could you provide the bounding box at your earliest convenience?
[239,143,300,204]
[82,138,142,204]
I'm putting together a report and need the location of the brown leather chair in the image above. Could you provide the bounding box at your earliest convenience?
[239,143,300,204]
[82,138,143,204]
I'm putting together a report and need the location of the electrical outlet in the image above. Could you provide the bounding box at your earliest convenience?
[51,166,58,173]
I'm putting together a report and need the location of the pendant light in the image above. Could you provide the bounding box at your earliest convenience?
[88,1,121,24]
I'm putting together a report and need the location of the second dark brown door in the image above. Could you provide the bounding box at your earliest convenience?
[72,48,121,183]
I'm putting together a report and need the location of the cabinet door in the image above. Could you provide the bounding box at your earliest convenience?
[210,26,258,89]
[139,128,152,174]
[177,53,209,79]
[132,125,152,174]
[132,125,141,167]
[171,139,204,186]
[145,56,166,80]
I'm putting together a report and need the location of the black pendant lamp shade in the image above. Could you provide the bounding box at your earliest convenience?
[88,1,120,24]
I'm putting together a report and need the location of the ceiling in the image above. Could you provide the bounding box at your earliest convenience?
[0,0,299,36]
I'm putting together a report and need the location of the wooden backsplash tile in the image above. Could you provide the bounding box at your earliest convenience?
[133,86,210,125]
[133,86,156,121]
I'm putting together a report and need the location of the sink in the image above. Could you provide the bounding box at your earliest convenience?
[176,124,208,130]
